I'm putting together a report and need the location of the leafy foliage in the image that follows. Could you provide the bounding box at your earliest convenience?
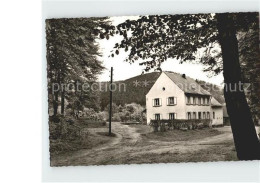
[238,29,260,123]
[46,18,109,115]
[104,102,146,123]
[104,13,257,74]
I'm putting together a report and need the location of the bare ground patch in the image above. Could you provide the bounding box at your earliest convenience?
[51,123,237,166]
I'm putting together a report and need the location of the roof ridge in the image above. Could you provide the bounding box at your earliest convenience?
[163,71,211,96]
[164,71,200,82]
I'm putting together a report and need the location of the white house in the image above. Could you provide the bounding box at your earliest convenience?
[146,71,223,126]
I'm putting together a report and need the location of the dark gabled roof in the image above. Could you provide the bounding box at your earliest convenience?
[164,71,211,96]
[211,97,222,107]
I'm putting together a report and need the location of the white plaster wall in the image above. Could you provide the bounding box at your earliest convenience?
[146,72,186,124]
[211,107,223,125]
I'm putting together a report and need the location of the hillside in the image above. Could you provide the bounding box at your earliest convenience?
[100,72,225,110]
[100,72,161,109]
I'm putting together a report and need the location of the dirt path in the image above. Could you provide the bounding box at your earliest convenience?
[51,123,141,166]
[51,124,234,166]
[129,127,233,157]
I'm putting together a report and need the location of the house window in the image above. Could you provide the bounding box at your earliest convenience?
[205,98,209,105]
[153,98,161,107]
[193,112,196,119]
[213,112,215,119]
[187,112,192,119]
[198,97,201,105]
[155,113,161,120]
[193,96,196,105]
[167,97,177,105]
[198,112,202,119]
[207,112,210,119]
[203,112,206,119]
[202,97,205,105]
[187,96,191,104]
[169,113,177,120]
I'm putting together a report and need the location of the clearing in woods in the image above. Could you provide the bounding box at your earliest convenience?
[51,122,237,166]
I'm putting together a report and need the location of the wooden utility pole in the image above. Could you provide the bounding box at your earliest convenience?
[109,67,113,136]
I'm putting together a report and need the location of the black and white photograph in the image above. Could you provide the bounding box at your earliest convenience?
[46,12,260,167]
[2,0,260,182]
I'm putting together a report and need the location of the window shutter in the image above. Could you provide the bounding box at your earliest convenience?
[174,97,177,105]
[174,113,177,119]
[160,114,162,120]
[159,98,162,106]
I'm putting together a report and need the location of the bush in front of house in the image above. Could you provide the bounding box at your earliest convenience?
[150,119,211,132]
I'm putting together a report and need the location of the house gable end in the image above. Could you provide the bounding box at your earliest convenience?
[146,72,184,97]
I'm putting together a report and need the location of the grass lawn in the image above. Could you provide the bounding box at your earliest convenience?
[129,124,224,142]
[49,118,112,156]
[51,122,238,166]
[122,141,237,164]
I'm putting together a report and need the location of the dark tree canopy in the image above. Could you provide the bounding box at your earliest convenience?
[46,18,111,115]
[238,29,260,124]
[101,13,258,75]
[46,18,108,83]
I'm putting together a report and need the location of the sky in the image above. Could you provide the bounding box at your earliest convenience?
[97,16,224,86]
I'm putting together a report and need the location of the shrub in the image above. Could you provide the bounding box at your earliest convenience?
[96,111,108,121]
[49,117,89,155]
[66,119,74,125]
[81,119,106,128]
[49,116,83,140]
[150,119,211,132]
[112,113,121,122]
[106,103,146,122]
[49,114,63,123]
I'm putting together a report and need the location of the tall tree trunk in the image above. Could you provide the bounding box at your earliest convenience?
[53,90,59,116]
[61,90,65,115]
[216,13,260,160]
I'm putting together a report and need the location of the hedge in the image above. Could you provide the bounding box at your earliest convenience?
[150,119,211,132]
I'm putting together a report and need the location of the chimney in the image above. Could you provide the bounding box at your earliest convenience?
[182,74,186,79]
